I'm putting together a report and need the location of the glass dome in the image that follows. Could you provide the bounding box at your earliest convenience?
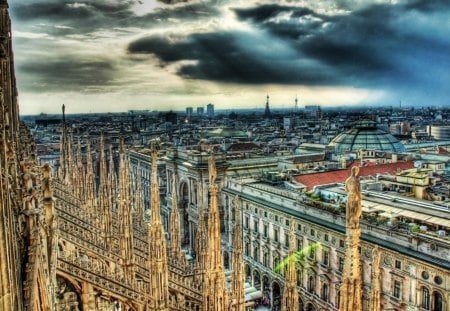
[329,120,406,154]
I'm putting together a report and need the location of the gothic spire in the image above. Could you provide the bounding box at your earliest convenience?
[169,174,184,264]
[108,144,117,211]
[118,137,135,283]
[281,220,299,310]
[147,145,169,311]
[369,246,382,311]
[195,174,208,282]
[85,136,97,213]
[230,195,245,311]
[134,163,145,226]
[98,132,112,247]
[58,104,67,181]
[75,131,85,201]
[339,167,363,311]
[202,154,229,311]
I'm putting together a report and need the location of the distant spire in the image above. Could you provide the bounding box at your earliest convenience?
[108,144,117,211]
[295,95,298,112]
[264,94,271,117]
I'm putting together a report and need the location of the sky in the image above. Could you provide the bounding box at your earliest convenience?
[9,0,450,115]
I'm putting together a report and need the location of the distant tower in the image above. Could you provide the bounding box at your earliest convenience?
[264,94,271,117]
[294,95,298,112]
[207,103,215,118]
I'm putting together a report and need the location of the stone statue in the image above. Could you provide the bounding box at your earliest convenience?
[208,154,217,185]
[345,166,362,229]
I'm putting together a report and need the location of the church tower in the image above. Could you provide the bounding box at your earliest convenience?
[202,155,229,311]
[147,146,170,311]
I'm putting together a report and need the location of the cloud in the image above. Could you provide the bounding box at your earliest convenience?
[126,0,450,98]
[18,56,117,92]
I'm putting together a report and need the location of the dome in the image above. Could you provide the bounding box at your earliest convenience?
[329,120,406,154]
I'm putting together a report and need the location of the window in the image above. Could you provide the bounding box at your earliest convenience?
[255,207,258,214]
[254,220,259,233]
[274,229,279,242]
[310,228,315,236]
[285,219,290,226]
[297,269,302,287]
[297,239,302,251]
[274,215,278,222]
[285,234,289,247]
[263,224,268,238]
[323,250,329,266]
[338,257,344,272]
[297,223,302,231]
[263,251,269,267]
[264,211,268,218]
[309,244,316,260]
[393,280,401,299]
[245,242,250,257]
[253,245,260,262]
[322,283,329,302]
[244,216,249,229]
[324,234,329,242]
[422,288,430,310]
[395,260,401,269]
[339,239,345,248]
[308,275,315,293]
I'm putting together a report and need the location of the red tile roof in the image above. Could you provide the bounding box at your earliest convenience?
[295,160,414,190]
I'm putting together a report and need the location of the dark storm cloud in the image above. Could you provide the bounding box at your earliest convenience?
[128,32,338,84]
[18,56,117,92]
[11,0,220,35]
[127,1,450,91]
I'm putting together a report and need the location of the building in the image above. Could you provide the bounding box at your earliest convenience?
[186,107,193,117]
[197,107,204,115]
[207,103,214,118]
[428,125,450,141]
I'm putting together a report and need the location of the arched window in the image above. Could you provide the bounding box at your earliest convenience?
[433,291,443,311]
[245,241,250,257]
[422,287,430,310]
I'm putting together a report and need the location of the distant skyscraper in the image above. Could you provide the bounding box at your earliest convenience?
[264,94,271,117]
[207,103,214,118]
[197,107,204,115]
[186,107,193,116]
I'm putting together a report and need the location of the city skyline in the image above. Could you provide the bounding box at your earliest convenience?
[11,0,450,115]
